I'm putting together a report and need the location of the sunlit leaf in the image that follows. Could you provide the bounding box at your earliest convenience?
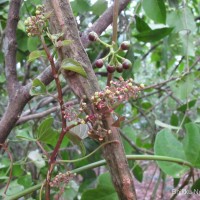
[155,120,179,130]
[182,123,200,168]
[142,0,166,24]
[154,129,189,177]
[27,50,47,62]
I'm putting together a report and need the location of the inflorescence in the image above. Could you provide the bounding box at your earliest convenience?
[49,171,74,188]
[24,5,46,37]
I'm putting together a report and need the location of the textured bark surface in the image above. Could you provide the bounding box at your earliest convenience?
[0,0,130,146]
[45,0,137,199]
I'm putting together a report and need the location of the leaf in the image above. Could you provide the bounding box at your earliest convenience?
[37,117,68,147]
[61,58,87,77]
[167,8,197,33]
[28,150,45,169]
[142,0,166,24]
[133,27,173,42]
[17,174,33,189]
[170,74,195,100]
[191,178,200,192]
[155,119,179,130]
[16,131,36,142]
[132,164,143,182]
[55,39,73,48]
[170,113,179,126]
[70,123,89,140]
[177,99,196,112]
[91,0,108,16]
[81,173,118,200]
[30,78,46,96]
[27,50,47,62]
[182,123,200,168]
[67,131,86,156]
[154,129,188,177]
[135,15,151,32]
[27,37,40,51]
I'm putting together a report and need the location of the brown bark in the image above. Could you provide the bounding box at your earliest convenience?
[45,0,137,199]
[0,0,131,145]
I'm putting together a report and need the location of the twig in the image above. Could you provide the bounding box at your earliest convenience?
[0,143,13,197]
[120,129,154,154]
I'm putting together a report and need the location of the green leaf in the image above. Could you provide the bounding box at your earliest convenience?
[16,131,36,142]
[67,131,86,156]
[132,164,143,182]
[142,0,166,24]
[167,8,197,33]
[191,178,200,192]
[155,120,179,130]
[37,117,68,147]
[28,150,45,169]
[61,58,87,77]
[71,0,90,13]
[154,129,188,177]
[182,123,200,168]
[0,180,24,197]
[37,117,53,140]
[27,50,47,62]
[170,74,195,100]
[81,173,118,200]
[17,174,33,189]
[170,113,179,126]
[133,27,173,42]
[91,0,108,16]
[27,37,40,51]
[0,74,6,83]
[177,99,196,112]
[135,15,151,32]
[30,78,46,96]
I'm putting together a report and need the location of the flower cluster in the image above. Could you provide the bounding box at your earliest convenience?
[91,77,144,111]
[24,5,46,37]
[49,171,74,187]
[77,78,144,142]
[88,31,132,74]
[86,113,112,141]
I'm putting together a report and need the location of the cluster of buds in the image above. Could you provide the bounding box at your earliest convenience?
[88,31,132,74]
[49,171,74,188]
[91,77,144,111]
[24,5,46,37]
[86,113,112,141]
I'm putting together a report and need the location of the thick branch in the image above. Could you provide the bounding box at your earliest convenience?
[3,0,21,97]
[81,0,131,48]
[0,0,131,148]
[45,0,136,199]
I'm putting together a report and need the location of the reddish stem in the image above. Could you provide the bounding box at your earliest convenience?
[40,35,67,199]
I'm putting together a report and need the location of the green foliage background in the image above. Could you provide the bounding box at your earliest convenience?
[1,0,200,199]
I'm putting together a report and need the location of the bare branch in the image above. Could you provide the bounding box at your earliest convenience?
[3,0,22,97]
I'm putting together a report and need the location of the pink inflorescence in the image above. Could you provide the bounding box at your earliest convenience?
[49,171,74,188]
[91,77,143,111]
